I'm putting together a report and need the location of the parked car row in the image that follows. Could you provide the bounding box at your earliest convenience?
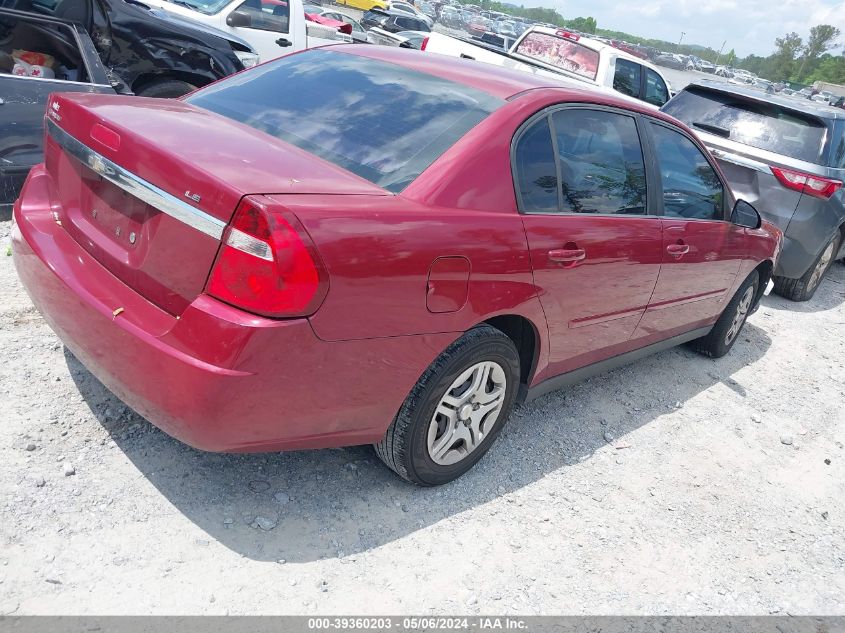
[653,51,721,74]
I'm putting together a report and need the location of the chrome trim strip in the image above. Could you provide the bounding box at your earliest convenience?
[46,119,226,240]
[5,74,112,88]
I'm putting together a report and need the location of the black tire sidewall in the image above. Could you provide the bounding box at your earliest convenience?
[404,333,520,486]
[710,271,759,357]
[136,80,197,99]
[805,232,842,293]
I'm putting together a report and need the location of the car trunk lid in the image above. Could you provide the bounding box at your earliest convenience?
[43,93,386,316]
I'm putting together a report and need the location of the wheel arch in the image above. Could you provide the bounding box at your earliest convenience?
[751,259,773,309]
[482,314,540,403]
[131,72,209,95]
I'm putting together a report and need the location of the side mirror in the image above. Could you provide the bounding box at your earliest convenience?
[226,10,252,28]
[731,200,762,229]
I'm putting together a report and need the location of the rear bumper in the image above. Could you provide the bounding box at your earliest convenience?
[12,166,455,452]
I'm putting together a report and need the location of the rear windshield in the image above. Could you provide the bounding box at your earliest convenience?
[514,32,599,80]
[662,86,829,164]
[186,49,502,192]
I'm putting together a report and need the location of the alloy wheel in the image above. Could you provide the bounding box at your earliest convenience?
[725,286,755,346]
[426,361,507,466]
[808,239,837,291]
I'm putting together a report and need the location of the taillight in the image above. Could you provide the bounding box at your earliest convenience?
[206,196,327,318]
[771,166,843,200]
[420,36,429,50]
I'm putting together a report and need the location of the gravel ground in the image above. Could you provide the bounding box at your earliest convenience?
[1,213,844,616]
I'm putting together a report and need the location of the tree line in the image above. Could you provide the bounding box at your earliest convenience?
[740,26,842,85]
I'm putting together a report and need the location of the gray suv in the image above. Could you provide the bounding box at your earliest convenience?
[662,81,844,301]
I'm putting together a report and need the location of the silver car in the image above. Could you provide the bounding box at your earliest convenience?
[663,80,845,301]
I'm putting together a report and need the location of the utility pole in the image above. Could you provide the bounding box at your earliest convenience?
[678,31,685,47]
[715,40,726,65]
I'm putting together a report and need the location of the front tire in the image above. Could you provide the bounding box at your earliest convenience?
[773,232,841,302]
[374,325,520,486]
[135,79,198,99]
[690,270,759,358]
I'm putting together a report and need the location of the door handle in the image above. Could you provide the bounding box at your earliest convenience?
[548,248,586,263]
[667,242,690,257]
[276,38,293,47]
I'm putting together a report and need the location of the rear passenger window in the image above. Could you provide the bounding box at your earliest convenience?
[644,69,669,106]
[613,59,642,98]
[551,109,647,214]
[513,117,558,213]
[649,123,724,221]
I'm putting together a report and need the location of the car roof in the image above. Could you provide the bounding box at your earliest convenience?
[686,80,845,119]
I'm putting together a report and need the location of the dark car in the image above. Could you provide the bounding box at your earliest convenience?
[655,53,686,70]
[438,5,461,28]
[472,30,513,50]
[361,8,429,32]
[14,47,779,485]
[2,0,256,97]
[663,80,845,301]
[0,7,117,215]
[0,0,255,212]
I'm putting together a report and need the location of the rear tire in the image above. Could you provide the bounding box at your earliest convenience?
[690,271,759,359]
[135,79,198,99]
[374,325,520,486]
[772,233,841,302]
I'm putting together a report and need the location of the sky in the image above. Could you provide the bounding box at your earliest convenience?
[521,0,845,57]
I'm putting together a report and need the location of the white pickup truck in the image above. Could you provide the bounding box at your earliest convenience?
[423,27,672,108]
[138,0,351,64]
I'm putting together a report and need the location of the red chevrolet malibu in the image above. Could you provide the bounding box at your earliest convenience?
[13,46,781,485]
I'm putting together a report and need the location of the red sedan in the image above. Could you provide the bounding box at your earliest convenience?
[13,46,781,485]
